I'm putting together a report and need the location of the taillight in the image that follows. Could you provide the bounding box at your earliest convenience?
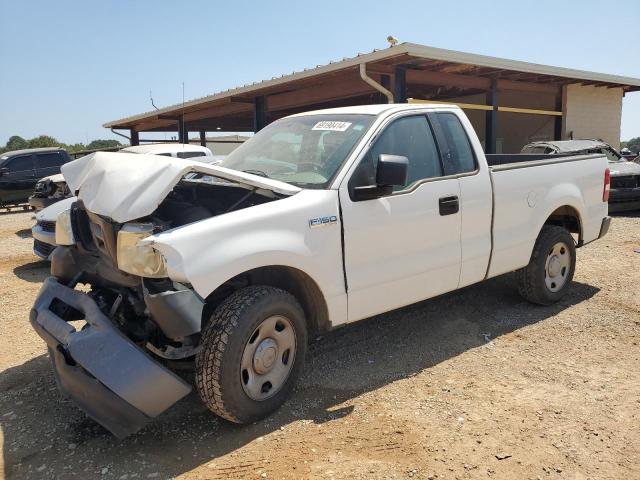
[603,168,610,202]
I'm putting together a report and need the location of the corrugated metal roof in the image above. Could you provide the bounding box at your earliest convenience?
[104,42,640,129]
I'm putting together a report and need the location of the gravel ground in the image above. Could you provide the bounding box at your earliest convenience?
[0,210,638,480]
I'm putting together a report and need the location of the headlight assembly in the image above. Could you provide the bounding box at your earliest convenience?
[55,209,75,246]
[117,223,167,278]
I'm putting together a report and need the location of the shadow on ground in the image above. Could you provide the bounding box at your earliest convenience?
[14,228,32,239]
[611,210,640,219]
[12,261,49,283]
[0,275,599,479]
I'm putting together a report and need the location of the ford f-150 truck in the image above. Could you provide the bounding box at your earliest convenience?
[30,104,611,438]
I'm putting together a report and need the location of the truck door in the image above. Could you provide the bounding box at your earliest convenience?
[429,112,492,288]
[0,154,36,204]
[339,114,462,322]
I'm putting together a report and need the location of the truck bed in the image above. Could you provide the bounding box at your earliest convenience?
[485,153,575,167]
[486,152,608,279]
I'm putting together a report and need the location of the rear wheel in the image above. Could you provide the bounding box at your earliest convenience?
[196,285,307,424]
[516,225,576,305]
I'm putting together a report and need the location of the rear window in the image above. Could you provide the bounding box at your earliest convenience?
[437,113,477,174]
[35,152,65,169]
[177,151,207,159]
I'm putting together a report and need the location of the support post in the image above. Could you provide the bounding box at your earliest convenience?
[485,79,498,154]
[177,118,188,144]
[130,129,139,146]
[554,93,563,140]
[394,67,406,103]
[199,130,207,147]
[254,96,266,132]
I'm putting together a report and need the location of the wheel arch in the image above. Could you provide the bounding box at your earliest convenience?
[542,204,584,246]
[202,265,331,339]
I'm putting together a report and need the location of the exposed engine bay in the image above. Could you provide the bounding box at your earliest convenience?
[150,176,280,228]
[52,175,283,361]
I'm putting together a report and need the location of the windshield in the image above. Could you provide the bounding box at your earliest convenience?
[220,114,374,188]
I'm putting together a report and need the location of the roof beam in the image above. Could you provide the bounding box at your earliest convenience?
[406,69,491,90]
[230,96,256,104]
[182,102,252,122]
[132,119,176,132]
[497,79,560,94]
[437,63,476,74]
[266,75,376,111]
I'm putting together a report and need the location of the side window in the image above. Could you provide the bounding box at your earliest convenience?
[177,151,206,159]
[35,152,65,169]
[352,115,442,191]
[6,155,34,172]
[436,113,477,174]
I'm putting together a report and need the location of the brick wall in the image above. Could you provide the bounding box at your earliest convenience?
[563,84,623,149]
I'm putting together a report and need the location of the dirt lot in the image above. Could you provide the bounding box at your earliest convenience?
[0,210,638,480]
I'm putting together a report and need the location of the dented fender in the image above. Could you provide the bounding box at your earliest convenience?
[144,189,349,326]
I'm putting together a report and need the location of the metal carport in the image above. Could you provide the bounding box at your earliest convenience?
[104,43,640,153]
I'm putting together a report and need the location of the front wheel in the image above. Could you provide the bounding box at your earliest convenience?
[196,285,307,424]
[515,225,576,305]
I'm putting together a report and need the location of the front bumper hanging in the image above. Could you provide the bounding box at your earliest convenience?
[30,277,192,438]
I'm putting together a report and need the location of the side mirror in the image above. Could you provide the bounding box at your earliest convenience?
[352,154,408,201]
[376,154,408,186]
[0,167,9,176]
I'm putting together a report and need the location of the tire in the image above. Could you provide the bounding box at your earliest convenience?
[515,225,576,305]
[196,285,307,424]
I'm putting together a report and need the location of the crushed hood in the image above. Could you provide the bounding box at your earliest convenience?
[608,160,640,176]
[61,152,300,223]
[38,173,65,183]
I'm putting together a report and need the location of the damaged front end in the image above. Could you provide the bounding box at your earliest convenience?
[30,276,192,438]
[30,152,295,437]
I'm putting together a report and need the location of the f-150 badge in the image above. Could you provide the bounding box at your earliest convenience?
[309,216,338,228]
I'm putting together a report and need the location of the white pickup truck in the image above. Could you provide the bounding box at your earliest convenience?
[30,104,611,438]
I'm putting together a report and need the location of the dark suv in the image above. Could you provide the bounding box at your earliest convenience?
[0,148,71,208]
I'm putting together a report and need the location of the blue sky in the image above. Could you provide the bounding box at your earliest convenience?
[1,0,639,144]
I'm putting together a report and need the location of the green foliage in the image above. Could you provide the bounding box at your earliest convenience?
[0,135,122,154]
[624,137,640,154]
[5,135,28,151]
[27,135,61,149]
[86,139,122,150]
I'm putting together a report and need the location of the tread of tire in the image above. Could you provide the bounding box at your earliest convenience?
[195,285,290,423]
[516,225,572,305]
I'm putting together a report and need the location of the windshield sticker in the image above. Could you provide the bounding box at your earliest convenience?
[312,121,352,132]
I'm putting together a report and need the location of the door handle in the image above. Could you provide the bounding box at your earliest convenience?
[439,195,459,216]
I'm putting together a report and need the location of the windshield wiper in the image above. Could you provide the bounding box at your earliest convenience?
[242,169,270,178]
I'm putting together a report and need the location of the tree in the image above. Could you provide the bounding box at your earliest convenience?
[28,135,63,149]
[625,137,640,154]
[66,143,87,153]
[86,139,122,150]
[0,134,122,154]
[4,135,28,151]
